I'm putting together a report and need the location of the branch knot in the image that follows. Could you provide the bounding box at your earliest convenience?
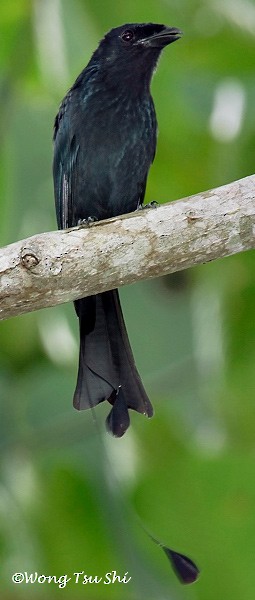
[20,247,40,270]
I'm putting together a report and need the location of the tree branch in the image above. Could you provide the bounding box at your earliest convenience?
[1,174,254,321]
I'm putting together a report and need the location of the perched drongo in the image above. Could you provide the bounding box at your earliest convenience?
[53,23,182,437]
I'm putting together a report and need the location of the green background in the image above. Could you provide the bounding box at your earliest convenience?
[1,1,255,598]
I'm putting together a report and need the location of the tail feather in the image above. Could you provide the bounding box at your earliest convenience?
[103,290,153,416]
[73,290,153,435]
[106,387,130,438]
[73,295,118,409]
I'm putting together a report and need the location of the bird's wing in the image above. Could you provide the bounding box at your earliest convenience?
[53,67,100,229]
[53,99,80,230]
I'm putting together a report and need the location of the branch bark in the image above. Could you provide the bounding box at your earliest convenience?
[1,174,254,321]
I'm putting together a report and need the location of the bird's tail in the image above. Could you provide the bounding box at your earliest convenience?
[73,290,153,437]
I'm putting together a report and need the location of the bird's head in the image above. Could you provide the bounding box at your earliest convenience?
[89,23,182,89]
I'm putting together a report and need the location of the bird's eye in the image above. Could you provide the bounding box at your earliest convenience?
[121,30,134,43]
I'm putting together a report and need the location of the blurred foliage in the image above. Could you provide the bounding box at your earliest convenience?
[0,0,255,599]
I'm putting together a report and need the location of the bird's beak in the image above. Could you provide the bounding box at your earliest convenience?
[137,27,183,48]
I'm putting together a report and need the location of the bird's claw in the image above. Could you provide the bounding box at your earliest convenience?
[77,216,98,227]
[137,200,158,211]
[145,200,159,209]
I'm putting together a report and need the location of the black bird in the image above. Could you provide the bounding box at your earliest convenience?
[53,23,182,437]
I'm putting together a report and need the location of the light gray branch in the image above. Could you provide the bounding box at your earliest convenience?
[0,174,254,321]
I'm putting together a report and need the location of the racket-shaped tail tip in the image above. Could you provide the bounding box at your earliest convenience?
[162,546,200,585]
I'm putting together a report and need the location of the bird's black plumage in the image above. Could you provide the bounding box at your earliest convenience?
[53,23,181,437]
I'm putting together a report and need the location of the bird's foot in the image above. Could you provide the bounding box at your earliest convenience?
[137,200,158,211]
[77,216,98,227]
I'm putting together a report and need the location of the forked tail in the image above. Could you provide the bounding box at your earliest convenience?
[73,289,153,436]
